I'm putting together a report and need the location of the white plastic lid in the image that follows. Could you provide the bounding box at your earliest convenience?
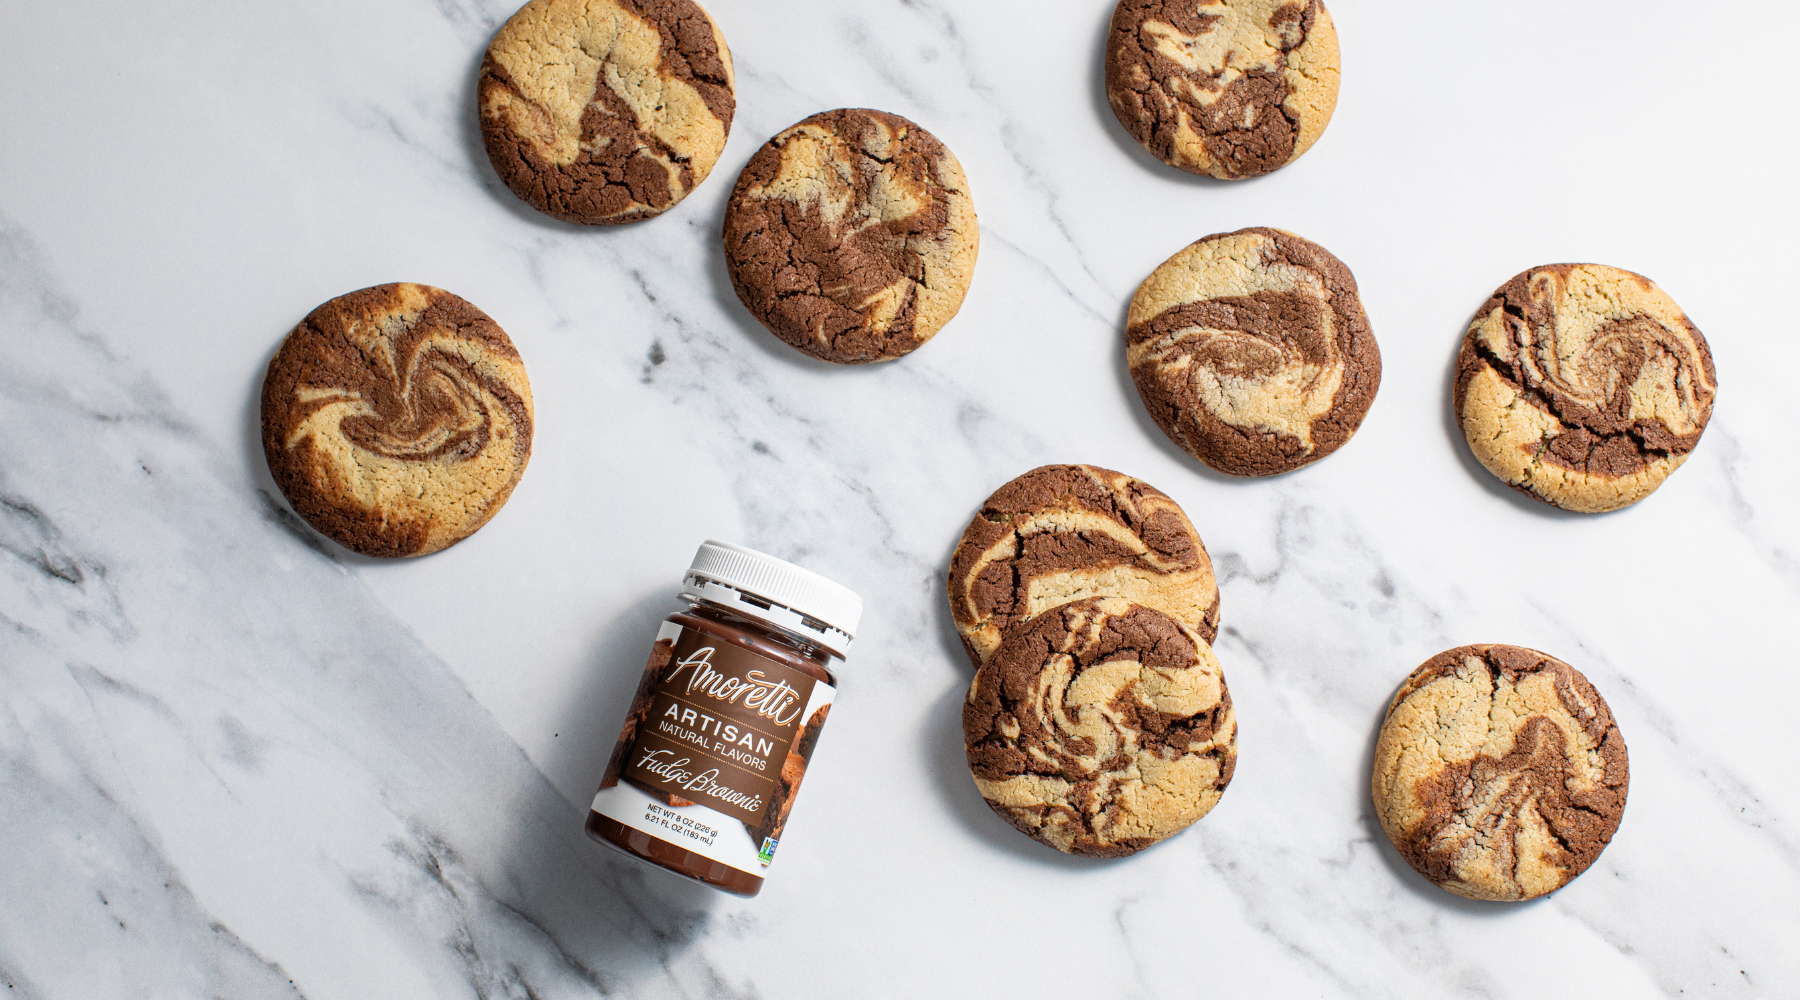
[679,540,863,657]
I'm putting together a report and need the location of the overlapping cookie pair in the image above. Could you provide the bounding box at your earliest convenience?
[940,469,1632,898]
[478,0,979,366]
[946,464,1235,858]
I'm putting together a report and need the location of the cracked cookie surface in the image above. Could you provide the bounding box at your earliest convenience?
[1127,227,1379,476]
[723,108,978,364]
[948,464,1219,668]
[479,0,735,225]
[1372,644,1628,902]
[261,283,534,558]
[964,597,1236,858]
[1105,0,1339,179]
[1456,264,1717,513]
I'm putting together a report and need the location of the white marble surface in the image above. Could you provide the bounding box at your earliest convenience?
[2,0,1798,995]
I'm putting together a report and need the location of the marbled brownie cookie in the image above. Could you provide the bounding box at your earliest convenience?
[479,0,735,225]
[948,464,1219,667]
[261,283,534,558]
[1456,264,1717,513]
[1106,0,1340,179]
[964,597,1236,858]
[1372,644,1629,902]
[723,108,978,364]
[1127,228,1380,476]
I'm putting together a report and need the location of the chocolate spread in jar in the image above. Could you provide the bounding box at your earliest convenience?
[586,541,860,897]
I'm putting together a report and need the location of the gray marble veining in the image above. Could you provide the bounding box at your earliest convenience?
[2,0,1796,996]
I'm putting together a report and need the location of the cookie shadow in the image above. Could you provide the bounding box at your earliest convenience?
[925,531,1116,873]
[475,597,727,986]
[1355,682,1549,917]
[546,588,676,804]
[1438,307,1596,522]
[1086,3,1262,190]
[487,774,722,989]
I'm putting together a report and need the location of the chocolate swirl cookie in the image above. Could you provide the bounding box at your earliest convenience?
[1456,264,1717,513]
[1106,0,1340,179]
[479,0,735,225]
[1127,228,1380,476]
[1372,645,1628,902]
[723,108,979,364]
[948,464,1219,668]
[261,284,534,558]
[964,597,1236,858]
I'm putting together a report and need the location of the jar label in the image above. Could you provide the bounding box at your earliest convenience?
[590,621,836,875]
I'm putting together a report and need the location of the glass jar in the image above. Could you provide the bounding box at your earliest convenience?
[585,540,861,897]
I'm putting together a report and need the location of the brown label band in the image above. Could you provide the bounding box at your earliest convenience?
[620,626,820,826]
